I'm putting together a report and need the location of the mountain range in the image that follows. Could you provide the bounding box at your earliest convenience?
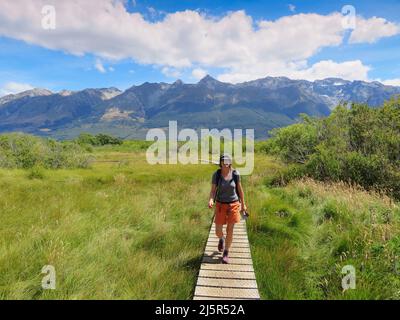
[0,75,399,139]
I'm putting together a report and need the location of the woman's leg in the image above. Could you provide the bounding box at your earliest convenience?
[225,223,235,251]
[215,202,225,238]
[215,224,224,238]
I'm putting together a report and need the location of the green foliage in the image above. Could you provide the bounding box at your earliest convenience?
[264,97,400,198]
[76,133,123,146]
[0,133,92,169]
[27,166,45,180]
[268,164,306,187]
[95,133,123,146]
[266,114,319,164]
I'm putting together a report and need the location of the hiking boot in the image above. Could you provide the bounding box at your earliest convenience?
[222,250,229,264]
[218,237,225,252]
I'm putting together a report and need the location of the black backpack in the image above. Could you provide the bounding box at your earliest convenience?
[215,169,240,202]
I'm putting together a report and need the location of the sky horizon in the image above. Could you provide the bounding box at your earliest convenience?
[0,0,399,96]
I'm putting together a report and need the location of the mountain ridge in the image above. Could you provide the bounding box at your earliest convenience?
[0,75,399,139]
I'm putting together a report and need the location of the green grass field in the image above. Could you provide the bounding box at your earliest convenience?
[0,149,213,299]
[1,144,400,299]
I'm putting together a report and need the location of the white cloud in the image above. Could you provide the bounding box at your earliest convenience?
[288,60,371,81]
[191,68,208,80]
[381,78,400,86]
[0,1,398,83]
[161,67,181,78]
[95,59,106,73]
[108,66,115,72]
[217,60,371,83]
[288,4,296,12]
[349,16,400,44]
[0,82,34,96]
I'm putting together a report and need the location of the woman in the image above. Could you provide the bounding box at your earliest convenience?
[208,154,247,264]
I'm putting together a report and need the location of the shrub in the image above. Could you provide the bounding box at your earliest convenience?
[263,97,400,199]
[76,133,122,146]
[27,166,45,180]
[269,164,307,187]
[0,133,92,169]
[267,115,318,163]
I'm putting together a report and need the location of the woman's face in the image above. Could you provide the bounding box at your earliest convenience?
[220,160,231,168]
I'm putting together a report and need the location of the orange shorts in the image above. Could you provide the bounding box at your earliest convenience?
[214,201,241,225]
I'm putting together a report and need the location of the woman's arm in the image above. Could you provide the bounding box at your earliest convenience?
[208,183,217,208]
[237,181,247,212]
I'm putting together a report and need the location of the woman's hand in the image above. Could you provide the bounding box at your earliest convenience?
[208,198,214,209]
[241,203,247,213]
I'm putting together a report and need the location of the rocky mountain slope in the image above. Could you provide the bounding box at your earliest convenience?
[0,76,399,139]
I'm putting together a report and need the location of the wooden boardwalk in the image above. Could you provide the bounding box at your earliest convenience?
[193,219,260,300]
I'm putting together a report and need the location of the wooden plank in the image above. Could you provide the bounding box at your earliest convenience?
[204,249,251,256]
[194,287,260,299]
[199,269,256,280]
[204,251,252,259]
[204,248,251,254]
[201,263,254,272]
[202,256,253,265]
[196,277,258,289]
[204,247,251,254]
[194,219,260,300]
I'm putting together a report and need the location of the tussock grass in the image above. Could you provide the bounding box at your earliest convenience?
[0,151,214,299]
[248,173,400,300]
[1,148,399,300]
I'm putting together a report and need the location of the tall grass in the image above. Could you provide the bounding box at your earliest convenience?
[1,145,399,300]
[247,159,400,299]
[0,151,214,299]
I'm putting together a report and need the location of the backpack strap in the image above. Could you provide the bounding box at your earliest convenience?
[232,170,241,203]
[214,169,222,201]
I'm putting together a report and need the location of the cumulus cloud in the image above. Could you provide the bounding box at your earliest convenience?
[191,68,208,80]
[284,60,370,81]
[288,4,296,13]
[381,78,400,87]
[95,59,106,73]
[0,0,398,83]
[0,82,34,96]
[217,60,371,83]
[161,67,181,78]
[349,16,400,44]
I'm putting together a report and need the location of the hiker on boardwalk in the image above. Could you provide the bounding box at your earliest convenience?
[208,154,247,264]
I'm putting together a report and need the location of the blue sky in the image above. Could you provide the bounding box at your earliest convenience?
[0,0,399,95]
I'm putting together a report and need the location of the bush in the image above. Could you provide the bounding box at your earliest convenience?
[0,133,92,169]
[76,133,122,146]
[27,166,45,180]
[263,97,400,199]
[266,115,318,163]
[268,164,307,187]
